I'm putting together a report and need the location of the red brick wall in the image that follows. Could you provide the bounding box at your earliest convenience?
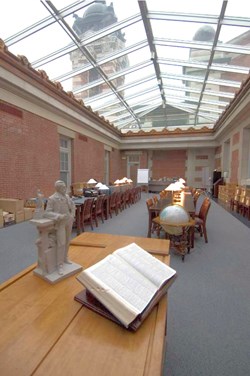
[0,101,123,199]
[152,150,186,179]
[0,103,59,199]
[230,149,239,183]
[72,134,105,183]
[232,132,240,146]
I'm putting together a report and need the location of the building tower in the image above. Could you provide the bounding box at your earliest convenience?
[70,0,128,100]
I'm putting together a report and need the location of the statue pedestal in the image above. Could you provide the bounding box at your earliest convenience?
[30,218,82,284]
[33,262,83,284]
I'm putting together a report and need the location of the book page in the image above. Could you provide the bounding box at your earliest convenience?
[77,254,158,326]
[114,243,176,288]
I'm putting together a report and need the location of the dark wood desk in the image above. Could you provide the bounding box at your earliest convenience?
[0,232,171,376]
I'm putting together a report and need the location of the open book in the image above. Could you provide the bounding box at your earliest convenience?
[75,242,177,331]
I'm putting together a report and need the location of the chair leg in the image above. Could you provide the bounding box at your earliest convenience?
[203,225,208,243]
[94,215,98,227]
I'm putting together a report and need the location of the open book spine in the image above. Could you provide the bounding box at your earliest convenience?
[75,274,177,331]
[76,272,140,328]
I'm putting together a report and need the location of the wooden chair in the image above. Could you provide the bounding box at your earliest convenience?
[146,198,160,237]
[153,195,159,204]
[238,195,246,216]
[123,189,131,209]
[92,195,104,227]
[159,190,167,199]
[129,188,136,204]
[242,196,250,220]
[80,198,95,231]
[230,194,240,212]
[194,197,211,243]
[193,189,202,209]
[115,191,123,213]
[109,192,118,217]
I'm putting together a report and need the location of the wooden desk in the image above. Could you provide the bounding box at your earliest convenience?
[0,232,170,376]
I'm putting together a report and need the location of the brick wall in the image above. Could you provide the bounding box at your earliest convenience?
[0,101,123,199]
[0,103,59,199]
[72,134,105,183]
[152,150,186,179]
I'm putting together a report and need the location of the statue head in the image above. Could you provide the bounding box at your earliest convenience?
[55,180,67,195]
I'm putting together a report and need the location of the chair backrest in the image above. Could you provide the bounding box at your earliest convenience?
[193,190,202,207]
[198,197,211,223]
[239,195,246,204]
[94,195,103,214]
[110,192,117,207]
[241,188,246,197]
[235,187,241,195]
[146,198,153,212]
[82,198,94,219]
[153,195,158,204]
[245,196,250,206]
[159,191,166,199]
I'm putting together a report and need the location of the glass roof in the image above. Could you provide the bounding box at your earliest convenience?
[1,0,250,133]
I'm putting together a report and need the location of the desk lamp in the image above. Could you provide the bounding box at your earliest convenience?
[165,183,180,204]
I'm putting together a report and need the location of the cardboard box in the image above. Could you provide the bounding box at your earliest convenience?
[24,198,37,208]
[3,211,15,226]
[15,210,25,223]
[24,207,34,220]
[0,198,24,213]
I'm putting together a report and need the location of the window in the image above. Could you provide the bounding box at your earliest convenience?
[60,136,71,189]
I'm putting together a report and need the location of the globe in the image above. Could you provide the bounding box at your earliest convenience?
[159,204,190,235]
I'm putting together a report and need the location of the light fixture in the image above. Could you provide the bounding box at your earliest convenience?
[178,178,186,184]
[87,178,97,184]
[95,182,103,188]
[165,182,183,204]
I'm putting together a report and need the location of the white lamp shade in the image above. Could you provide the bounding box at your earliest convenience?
[165,183,178,191]
[95,182,103,188]
[174,182,185,190]
[178,178,186,184]
[87,178,97,184]
[99,184,109,189]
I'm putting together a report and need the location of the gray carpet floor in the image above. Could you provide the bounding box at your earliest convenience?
[0,193,250,375]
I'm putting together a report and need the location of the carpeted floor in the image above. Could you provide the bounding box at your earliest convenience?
[0,193,250,375]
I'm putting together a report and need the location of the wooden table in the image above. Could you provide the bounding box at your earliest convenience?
[0,232,170,376]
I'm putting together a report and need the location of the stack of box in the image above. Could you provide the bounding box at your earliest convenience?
[24,198,37,220]
[0,198,25,226]
[218,184,238,204]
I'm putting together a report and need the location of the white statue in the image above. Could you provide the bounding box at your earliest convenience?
[31,181,82,283]
[43,180,76,275]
